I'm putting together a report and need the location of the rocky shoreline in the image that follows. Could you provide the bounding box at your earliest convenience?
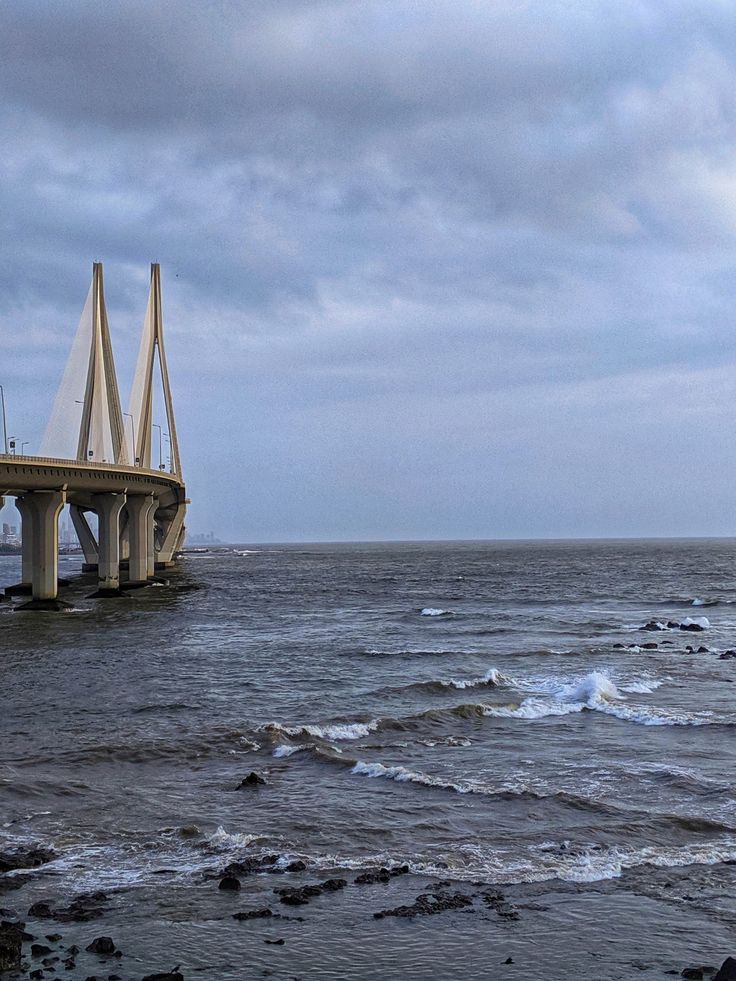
[2,843,736,980]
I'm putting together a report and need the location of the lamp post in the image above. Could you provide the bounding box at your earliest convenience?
[123,412,138,465]
[163,432,171,472]
[0,385,8,454]
[9,436,16,456]
[21,441,29,455]
[152,423,163,470]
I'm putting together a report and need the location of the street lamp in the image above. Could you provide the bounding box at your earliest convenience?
[152,423,163,470]
[163,432,171,472]
[21,441,29,455]
[123,412,139,465]
[8,436,16,456]
[0,385,8,454]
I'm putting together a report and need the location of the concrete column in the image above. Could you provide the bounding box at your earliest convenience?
[16,495,33,587]
[146,500,157,577]
[126,494,154,585]
[24,490,66,605]
[92,493,126,595]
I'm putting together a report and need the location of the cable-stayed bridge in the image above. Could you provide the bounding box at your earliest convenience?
[0,263,187,610]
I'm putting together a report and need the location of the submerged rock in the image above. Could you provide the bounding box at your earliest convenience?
[374,890,473,919]
[355,865,410,885]
[218,875,241,892]
[715,958,736,980]
[141,970,183,981]
[232,908,274,921]
[238,772,266,788]
[220,855,278,877]
[85,936,117,955]
[0,919,23,972]
[0,847,56,874]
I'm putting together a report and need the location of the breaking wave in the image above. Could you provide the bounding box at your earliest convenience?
[484,671,713,726]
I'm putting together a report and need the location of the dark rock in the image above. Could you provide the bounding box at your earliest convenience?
[0,919,23,972]
[374,891,474,919]
[697,646,710,654]
[320,878,347,891]
[642,621,666,631]
[641,642,658,649]
[67,945,79,955]
[233,908,274,921]
[218,875,241,892]
[279,892,310,906]
[140,969,183,981]
[85,936,116,955]
[355,865,409,885]
[720,651,736,660]
[45,933,62,942]
[32,942,52,956]
[220,855,278,877]
[715,958,736,980]
[63,958,76,969]
[29,971,44,980]
[285,860,307,873]
[28,902,53,918]
[680,622,704,632]
[504,957,514,964]
[681,970,703,980]
[238,772,266,788]
[667,621,680,629]
[264,938,285,945]
[613,643,625,649]
[0,847,56,874]
[481,890,521,920]
[53,891,109,923]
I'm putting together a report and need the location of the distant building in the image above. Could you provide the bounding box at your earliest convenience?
[187,531,222,544]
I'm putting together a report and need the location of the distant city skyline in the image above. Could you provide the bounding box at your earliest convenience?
[3,1,736,541]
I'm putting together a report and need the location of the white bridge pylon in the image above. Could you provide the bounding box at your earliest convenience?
[128,263,182,474]
[42,262,181,475]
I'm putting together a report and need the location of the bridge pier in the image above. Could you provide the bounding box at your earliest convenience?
[16,490,68,610]
[125,493,155,586]
[89,492,126,597]
[4,495,34,597]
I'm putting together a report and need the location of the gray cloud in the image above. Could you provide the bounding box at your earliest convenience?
[2,0,736,539]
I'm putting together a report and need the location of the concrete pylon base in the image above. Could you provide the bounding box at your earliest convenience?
[15,598,74,612]
[87,587,129,599]
[4,583,32,596]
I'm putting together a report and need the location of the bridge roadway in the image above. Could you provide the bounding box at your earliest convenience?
[0,453,187,608]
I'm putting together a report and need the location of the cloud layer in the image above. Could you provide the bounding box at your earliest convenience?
[2,0,736,539]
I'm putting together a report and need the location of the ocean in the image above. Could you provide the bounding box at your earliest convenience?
[2,539,736,979]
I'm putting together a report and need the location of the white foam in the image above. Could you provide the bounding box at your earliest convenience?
[420,607,451,617]
[351,760,474,793]
[262,719,380,741]
[484,670,711,727]
[207,827,263,850]
[682,616,710,629]
[443,668,506,689]
[273,743,311,758]
[692,598,706,606]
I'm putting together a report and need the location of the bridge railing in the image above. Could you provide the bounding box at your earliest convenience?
[0,453,180,482]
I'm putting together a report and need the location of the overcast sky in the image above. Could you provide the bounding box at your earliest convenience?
[3,0,736,541]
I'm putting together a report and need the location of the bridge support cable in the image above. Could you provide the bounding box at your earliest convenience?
[41,263,127,465]
[128,264,182,475]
